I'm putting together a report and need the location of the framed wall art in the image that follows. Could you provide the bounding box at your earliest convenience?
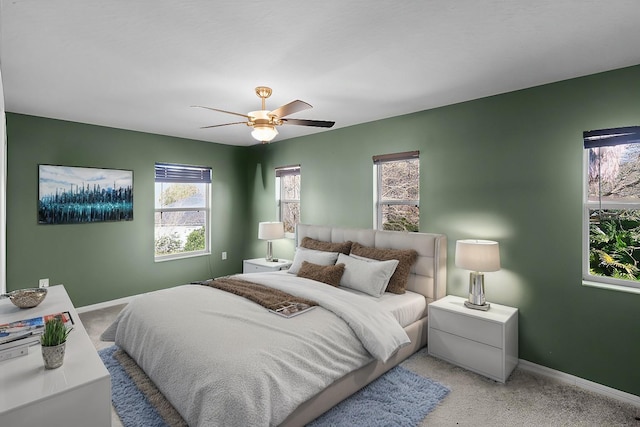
[38,165,133,225]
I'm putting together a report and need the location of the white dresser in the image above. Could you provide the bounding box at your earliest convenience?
[0,285,111,427]
[243,258,292,273]
[428,294,518,383]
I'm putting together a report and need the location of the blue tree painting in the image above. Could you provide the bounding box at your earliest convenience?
[38,165,133,224]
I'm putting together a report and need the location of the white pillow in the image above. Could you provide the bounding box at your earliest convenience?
[337,253,399,297]
[349,253,378,262]
[288,247,340,274]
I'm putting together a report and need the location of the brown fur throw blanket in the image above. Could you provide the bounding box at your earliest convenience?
[200,277,318,313]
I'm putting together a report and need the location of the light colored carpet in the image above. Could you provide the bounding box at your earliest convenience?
[79,304,640,427]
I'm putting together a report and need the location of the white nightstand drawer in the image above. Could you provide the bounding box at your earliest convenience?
[243,262,265,273]
[429,328,504,381]
[430,307,503,348]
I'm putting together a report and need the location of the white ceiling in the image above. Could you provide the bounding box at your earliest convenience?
[1,0,640,146]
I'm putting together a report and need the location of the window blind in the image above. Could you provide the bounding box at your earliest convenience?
[155,163,211,183]
[275,165,300,177]
[372,150,419,164]
[583,126,640,149]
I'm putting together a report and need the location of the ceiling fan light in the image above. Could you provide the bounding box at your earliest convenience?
[251,125,278,143]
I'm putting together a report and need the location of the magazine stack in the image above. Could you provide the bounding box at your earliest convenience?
[0,312,73,362]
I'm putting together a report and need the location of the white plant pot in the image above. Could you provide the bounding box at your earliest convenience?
[42,342,66,369]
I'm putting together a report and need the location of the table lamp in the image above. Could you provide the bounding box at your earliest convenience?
[455,239,501,311]
[258,222,285,262]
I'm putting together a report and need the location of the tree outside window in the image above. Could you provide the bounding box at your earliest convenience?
[276,165,300,236]
[374,151,419,231]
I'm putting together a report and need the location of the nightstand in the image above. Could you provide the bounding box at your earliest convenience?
[428,295,518,383]
[243,258,292,273]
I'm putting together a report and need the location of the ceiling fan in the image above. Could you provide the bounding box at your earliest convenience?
[193,86,335,143]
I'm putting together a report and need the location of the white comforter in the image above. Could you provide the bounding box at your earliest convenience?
[113,272,410,426]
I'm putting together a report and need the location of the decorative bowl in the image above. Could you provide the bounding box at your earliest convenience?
[1,288,48,309]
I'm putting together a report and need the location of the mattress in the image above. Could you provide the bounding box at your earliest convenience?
[375,290,427,327]
[320,285,426,327]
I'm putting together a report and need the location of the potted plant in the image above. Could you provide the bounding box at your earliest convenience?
[41,318,72,369]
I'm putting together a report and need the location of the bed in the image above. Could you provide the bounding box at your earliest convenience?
[110,224,447,426]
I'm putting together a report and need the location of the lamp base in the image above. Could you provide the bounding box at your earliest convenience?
[464,300,491,311]
[466,271,490,311]
[265,241,274,262]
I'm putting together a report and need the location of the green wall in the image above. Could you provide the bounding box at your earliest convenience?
[246,65,640,396]
[6,113,248,306]
[5,64,640,397]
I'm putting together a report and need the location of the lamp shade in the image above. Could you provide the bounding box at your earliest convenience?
[455,239,500,272]
[258,222,285,240]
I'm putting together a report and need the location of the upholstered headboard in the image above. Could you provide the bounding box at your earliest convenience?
[296,224,447,303]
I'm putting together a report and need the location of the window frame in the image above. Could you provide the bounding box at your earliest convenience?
[154,162,212,262]
[582,126,640,293]
[373,151,420,231]
[275,165,301,239]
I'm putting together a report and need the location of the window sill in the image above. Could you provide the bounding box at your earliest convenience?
[582,280,640,295]
[155,251,210,262]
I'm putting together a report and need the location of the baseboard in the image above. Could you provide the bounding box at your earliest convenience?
[76,295,136,314]
[518,359,640,408]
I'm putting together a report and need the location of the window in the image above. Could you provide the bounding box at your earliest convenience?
[154,163,211,261]
[276,165,300,236]
[373,151,420,231]
[583,126,640,290]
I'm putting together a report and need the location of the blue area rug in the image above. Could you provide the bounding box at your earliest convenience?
[99,345,176,427]
[99,345,450,427]
[308,364,450,426]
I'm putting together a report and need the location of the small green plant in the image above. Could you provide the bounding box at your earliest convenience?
[41,318,72,346]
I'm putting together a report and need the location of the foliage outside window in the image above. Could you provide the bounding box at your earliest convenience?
[584,126,640,290]
[373,151,419,231]
[276,165,300,236]
[155,163,211,261]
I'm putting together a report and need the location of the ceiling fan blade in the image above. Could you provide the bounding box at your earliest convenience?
[200,121,247,129]
[191,105,251,119]
[281,118,335,128]
[268,100,312,118]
